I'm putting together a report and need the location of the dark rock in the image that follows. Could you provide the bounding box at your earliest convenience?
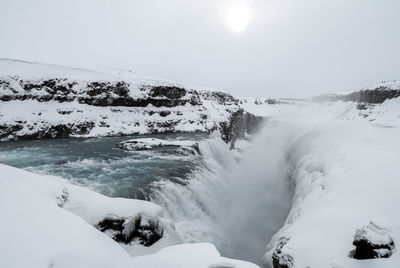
[356,103,369,110]
[313,84,400,104]
[57,108,74,115]
[159,111,171,117]
[71,121,95,135]
[86,81,130,97]
[150,86,186,99]
[0,124,23,140]
[94,214,163,247]
[352,222,395,259]
[220,109,264,143]
[272,237,294,268]
[96,215,125,232]
[1,76,240,110]
[0,120,95,141]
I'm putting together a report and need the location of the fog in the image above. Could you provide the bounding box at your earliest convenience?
[1,0,399,97]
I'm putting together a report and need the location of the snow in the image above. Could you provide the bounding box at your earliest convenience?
[362,80,400,91]
[0,58,116,81]
[354,222,394,247]
[0,100,232,140]
[0,163,259,268]
[130,243,258,268]
[116,138,198,152]
[257,99,400,267]
[0,59,240,141]
[0,164,129,268]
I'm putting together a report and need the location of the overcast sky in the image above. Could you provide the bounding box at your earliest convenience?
[0,0,399,97]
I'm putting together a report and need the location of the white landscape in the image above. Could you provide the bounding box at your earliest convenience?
[1,1,400,268]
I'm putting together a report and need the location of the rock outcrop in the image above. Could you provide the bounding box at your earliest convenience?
[0,59,264,142]
[312,81,400,104]
[95,214,163,247]
[220,108,265,143]
[116,138,200,155]
[271,237,294,268]
[352,222,395,259]
[0,77,236,108]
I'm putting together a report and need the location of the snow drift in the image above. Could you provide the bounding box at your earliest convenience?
[0,163,259,268]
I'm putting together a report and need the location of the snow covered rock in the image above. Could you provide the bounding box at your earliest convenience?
[0,58,252,142]
[271,237,293,268]
[95,214,163,247]
[352,222,395,259]
[312,80,400,104]
[219,108,264,143]
[116,138,200,155]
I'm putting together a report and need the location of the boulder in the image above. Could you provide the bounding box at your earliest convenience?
[94,214,163,247]
[220,108,264,144]
[352,222,395,259]
[149,86,186,99]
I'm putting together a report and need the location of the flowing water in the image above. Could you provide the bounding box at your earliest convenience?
[0,123,295,265]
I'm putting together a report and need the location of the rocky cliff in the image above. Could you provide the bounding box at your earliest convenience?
[312,81,400,104]
[0,59,260,142]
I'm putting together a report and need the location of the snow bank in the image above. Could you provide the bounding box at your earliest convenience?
[0,163,259,268]
[0,163,179,257]
[131,243,259,268]
[0,163,129,268]
[261,102,400,267]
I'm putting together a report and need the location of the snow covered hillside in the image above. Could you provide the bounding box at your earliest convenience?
[0,163,258,268]
[0,59,262,141]
[238,98,400,268]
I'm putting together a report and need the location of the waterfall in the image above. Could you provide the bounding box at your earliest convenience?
[151,121,297,264]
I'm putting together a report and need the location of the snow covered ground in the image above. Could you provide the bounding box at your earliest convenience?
[246,99,400,268]
[0,163,258,268]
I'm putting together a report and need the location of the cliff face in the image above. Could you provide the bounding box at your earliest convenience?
[0,59,258,142]
[219,109,265,143]
[312,81,400,104]
[0,77,237,107]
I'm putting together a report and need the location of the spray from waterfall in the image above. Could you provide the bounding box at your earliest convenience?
[150,122,298,264]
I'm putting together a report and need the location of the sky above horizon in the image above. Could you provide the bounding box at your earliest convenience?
[0,0,399,98]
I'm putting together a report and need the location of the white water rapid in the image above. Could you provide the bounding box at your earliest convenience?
[151,122,298,264]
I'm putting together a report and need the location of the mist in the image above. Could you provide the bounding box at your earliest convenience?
[215,121,295,263]
[150,122,297,264]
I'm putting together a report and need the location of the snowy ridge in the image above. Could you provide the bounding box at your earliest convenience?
[252,100,400,267]
[0,58,241,142]
[312,80,400,104]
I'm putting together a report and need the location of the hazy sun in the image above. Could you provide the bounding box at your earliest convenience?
[225,2,251,33]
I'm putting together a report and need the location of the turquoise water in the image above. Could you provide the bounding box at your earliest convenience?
[0,129,293,265]
[0,133,207,199]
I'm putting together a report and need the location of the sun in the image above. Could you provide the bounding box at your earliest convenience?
[225,2,251,33]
